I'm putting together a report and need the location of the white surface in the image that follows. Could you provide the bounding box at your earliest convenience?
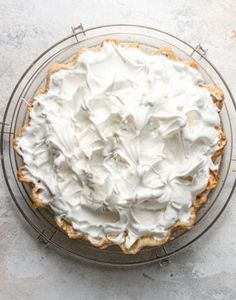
[0,1,236,299]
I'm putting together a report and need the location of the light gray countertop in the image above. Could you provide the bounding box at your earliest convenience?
[1,1,236,299]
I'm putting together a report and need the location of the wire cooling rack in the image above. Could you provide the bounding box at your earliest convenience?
[1,24,236,266]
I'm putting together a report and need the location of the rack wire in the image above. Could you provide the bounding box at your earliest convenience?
[1,24,236,266]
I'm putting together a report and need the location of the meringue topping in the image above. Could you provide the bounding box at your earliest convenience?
[17,41,220,249]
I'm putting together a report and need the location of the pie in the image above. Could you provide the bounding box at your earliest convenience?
[14,39,226,254]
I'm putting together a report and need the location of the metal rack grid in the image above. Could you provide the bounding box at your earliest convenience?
[1,24,236,266]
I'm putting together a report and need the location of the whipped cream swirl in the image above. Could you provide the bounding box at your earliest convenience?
[17,41,220,249]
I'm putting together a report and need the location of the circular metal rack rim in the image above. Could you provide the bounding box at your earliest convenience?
[1,24,236,266]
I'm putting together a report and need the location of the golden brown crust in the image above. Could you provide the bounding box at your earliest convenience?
[200,83,224,110]
[212,127,227,163]
[14,39,227,254]
[154,47,178,60]
[55,218,112,249]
